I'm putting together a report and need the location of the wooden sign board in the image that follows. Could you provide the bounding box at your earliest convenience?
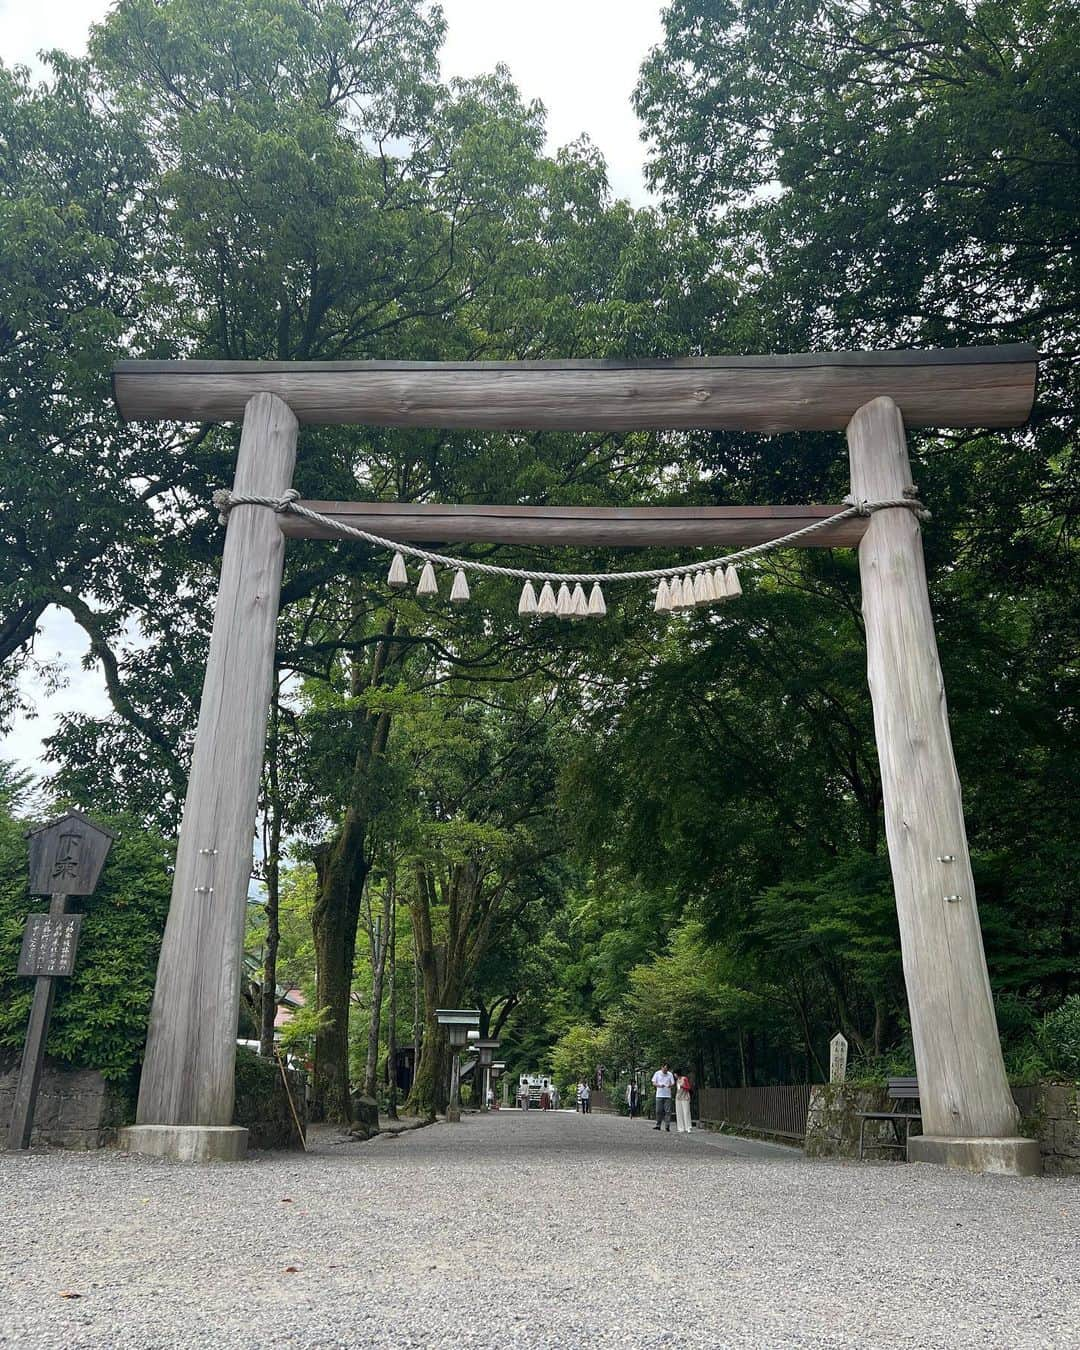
[830,1032,849,1084]
[18,913,83,978]
[26,811,115,896]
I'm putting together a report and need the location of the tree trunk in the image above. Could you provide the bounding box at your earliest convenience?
[405,865,446,1120]
[310,622,396,1123]
[412,924,421,1092]
[258,847,280,1056]
[259,690,282,1057]
[311,840,368,1122]
[363,885,391,1098]
[386,872,398,1120]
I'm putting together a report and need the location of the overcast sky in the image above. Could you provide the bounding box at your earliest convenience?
[0,0,666,779]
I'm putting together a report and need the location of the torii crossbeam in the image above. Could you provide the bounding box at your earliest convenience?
[113,346,1042,1175]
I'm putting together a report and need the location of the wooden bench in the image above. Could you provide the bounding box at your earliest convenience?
[857,1077,922,1159]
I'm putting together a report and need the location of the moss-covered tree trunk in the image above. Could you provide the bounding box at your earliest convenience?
[310,624,395,1123]
[405,865,447,1120]
[311,829,369,1121]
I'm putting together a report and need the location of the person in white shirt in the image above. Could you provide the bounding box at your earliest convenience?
[652,1062,675,1131]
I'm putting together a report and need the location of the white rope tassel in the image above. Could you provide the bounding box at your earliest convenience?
[588,583,607,617]
[570,583,589,619]
[676,577,694,611]
[555,582,573,617]
[538,581,557,615]
[710,568,726,602]
[449,569,471,606]
[518,581,538,616]
[417,561,439,597]
[693,571,711,606]
[654,578,671,613]
[388,552,409,589]
[724,564,742,598]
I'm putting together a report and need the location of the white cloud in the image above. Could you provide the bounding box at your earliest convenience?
[0,0,106,66]
[438,0,663,204]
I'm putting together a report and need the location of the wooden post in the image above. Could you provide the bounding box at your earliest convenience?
[6,894,69,1149]
[848,397,1038,1173]
[128,393,298,1155]
[447,1052,461,1123]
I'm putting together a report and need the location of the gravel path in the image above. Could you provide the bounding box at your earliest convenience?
[1,1111,1076,1349]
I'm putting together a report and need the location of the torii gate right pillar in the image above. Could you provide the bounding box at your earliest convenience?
[847,397,1039,1175]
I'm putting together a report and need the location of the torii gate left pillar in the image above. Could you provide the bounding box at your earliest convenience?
[121,393,297,1162]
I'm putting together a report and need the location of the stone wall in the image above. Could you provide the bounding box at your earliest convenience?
[1013,1081,1080,1176]
[803,1083,918,1161]
[1,1049,308,1152]
[805,1080,1079,1173]
[0,1057,131,1149]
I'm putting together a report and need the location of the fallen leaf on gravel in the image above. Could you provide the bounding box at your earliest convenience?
[58,1292,82,1299]
[281,1197,293,1203]
[284,1266,299,1273]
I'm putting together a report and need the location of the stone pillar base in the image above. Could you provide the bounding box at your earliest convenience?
[119,1125,248,1162]
[908,1134,1041,1176]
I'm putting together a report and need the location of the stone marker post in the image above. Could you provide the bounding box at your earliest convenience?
[829,1033,849,1085]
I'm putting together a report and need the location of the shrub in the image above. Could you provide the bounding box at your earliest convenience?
[0,802,172,1088]
[1032,996,1080,1079]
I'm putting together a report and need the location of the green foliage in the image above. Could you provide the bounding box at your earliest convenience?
[550,1022,606,1092]
[246,861,318,991]
[0,794,171,1084]
[277,1000,332,1059]
[1015,997,1080,1081]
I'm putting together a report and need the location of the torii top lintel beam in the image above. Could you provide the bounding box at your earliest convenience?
[113,344,1037,432]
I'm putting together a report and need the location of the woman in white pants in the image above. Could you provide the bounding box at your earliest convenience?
[675,1073,693,1133]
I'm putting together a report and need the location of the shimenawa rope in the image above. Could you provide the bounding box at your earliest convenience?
[211,489,929,589]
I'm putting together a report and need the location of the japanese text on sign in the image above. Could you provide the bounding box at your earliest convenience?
[18,914,83,978]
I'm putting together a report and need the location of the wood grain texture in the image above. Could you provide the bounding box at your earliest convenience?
[136,393,298,1128]
[848,396,1018,1140]
[113,345,1037,430]
[278,502,869,549]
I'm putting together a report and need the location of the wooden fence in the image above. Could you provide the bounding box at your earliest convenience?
[696,1084,812,1141]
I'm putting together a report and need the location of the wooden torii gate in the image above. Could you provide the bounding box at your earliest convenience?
[113,346,1041,1173]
